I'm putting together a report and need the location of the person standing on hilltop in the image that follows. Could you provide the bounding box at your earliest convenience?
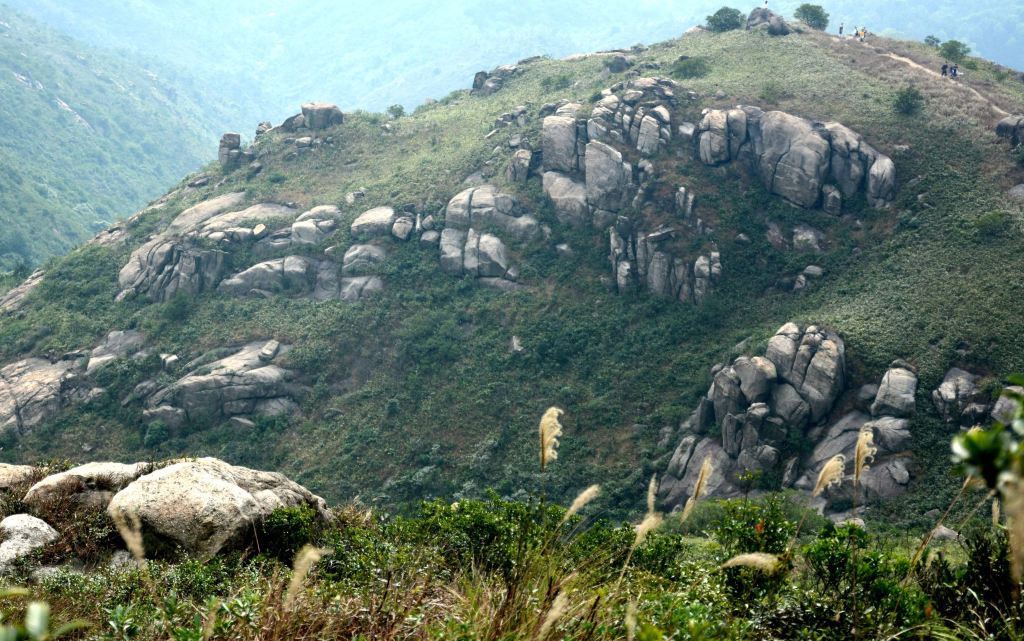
[839,23,844,37]
[941,62,949,77]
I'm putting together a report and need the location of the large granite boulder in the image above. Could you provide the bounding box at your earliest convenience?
[86,330,146,375]
[758,111,831,208]
[932,368,985,425]
[0,464,37,491]
[301,102,344,129]
[217,256,333,298]
[0,270,44,315]
[542,172,588,225]
[24,462,150,511]
[351,207,397,240]
[341,244,387,276]
[871,364,918,417]
[106,458,330,558]
[0,514,58,573]
[439,229,467,275]
[584,141,633,212]
[747,8,790,35]
[541,109,582,173]
[444,185,539,241]
[766,324,845,422]
[463,230,511,278]
[144,341,301,423]
[733,356,777,403]
[996,115,1024,146]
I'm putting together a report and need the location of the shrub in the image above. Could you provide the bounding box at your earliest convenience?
[893,86,924,115]
[671,56,711,80]
[794,4,829,30]
[711,494,796,555]
[974,210,1012,239]
[924,35,941,48]
[940,40,971,63]
[256,505,319,561]
[705,7,744,32]
[540,74,573,92]
[386,104,405,119]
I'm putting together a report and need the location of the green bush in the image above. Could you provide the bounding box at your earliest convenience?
[974,210,1012,239]
[386,104,405,119]
[924,35,941,48]
[794,4,829,30]
[893,85,924,115]
[256,505,319,561]
[705,7,744,32]
[711,494,796,555]
[940,40,971,63]
[670,56,711,80]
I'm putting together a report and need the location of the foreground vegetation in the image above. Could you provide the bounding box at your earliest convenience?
[1,402,1023,640]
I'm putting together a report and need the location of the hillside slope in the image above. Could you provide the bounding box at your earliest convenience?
[1,17,1023,523]
[0,6,220,270]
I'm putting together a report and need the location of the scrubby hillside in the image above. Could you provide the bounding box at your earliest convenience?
[0,6,220,270]
[1,15,1023,530]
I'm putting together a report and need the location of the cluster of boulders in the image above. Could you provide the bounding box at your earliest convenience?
[610,220,721,302]
[0,457,330,571]
[931,367,1021,426]
[471,65,519,96]
[659,323,919,515]
[695,106,897,210]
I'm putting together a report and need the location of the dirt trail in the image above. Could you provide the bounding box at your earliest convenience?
[818,33,1013,121]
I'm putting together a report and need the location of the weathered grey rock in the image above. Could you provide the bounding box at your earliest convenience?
[542,172,588,225]
[992,387,1024,424]
[0,270,44,315]
[106,458,329,558]
[931,525,959,542]
[1009,184,1024,201]
[860,458,911,499]
[932,368,981,424]
[710,367,744,427]
[392,217,414,241]
[0,358,83,434]
[585,141,633,211]
[736,444,781,475]
[351,207,397,239]
[341,245,387,276]
[867,416,912,453]
[300,102,344,129]
[87,330,146,375]
[24,462,150,511]
[733,356,778,403]
[747,8,789,35]
[420,230,440,244]
[995,115,1024,146]
[793,224,825,252]
[0,464,36,491]
[445,185,538,241]
[765,322,803,380]
[822,185,842,215]
[758,112,831,207]
[542,114,581,173]
[771,383,810,430]
[218,133,241,170]
[337,276,383,301]
[507,149,533,183]
[145,342,299,423]
[0,514,58,572]
[463,229,511,278]
[872,366,918,417]
[217,256,317,297]
[658,438,736,507]
[439,229,467,275]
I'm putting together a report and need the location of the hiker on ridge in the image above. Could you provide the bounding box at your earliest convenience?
[941,62,948,77]
[839,23,844,37]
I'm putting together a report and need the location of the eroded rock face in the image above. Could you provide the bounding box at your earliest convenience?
[746,8,790,35]
[24,462,151,511]
[996,115,1024,146]
[585,141,633,212]
[444,185,539,242]
[351,207,397,240]
[932,368,987,425]
[107,457,329,558]
[0,358,85,434]
[141,342,302,424]
[695,106,897,209]
[871,364,918,418]
[0,270,44,315]
[87,330,146,375]
[301,102,344,129]
[543,172,588,225]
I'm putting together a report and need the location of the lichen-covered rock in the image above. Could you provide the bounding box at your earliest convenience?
[439,229,467,275]
[444,185,538,241]
[506,149,533,183]
[584,141,633,212]
[87,330,146,375]
[541,112,582,173]
[463,230,511,278]
[106,458,329,558]
[0,464,37,491]
[932,368,983,424]
[733,356,778,403]
[341,245,387,276]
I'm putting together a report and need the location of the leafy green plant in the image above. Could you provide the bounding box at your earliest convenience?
[924,35,941,48]
[893,85,924,115]
[794,4,829,30]
[671,56,711,80]
[940,39,972,63]
[256,505,320,562]
[705,7,744,32]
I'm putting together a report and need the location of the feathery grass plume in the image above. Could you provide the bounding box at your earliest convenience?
[680,456,714,524]
[284,545,332,609]
[539,407,564,471]
[854,427,877,484]
[720,552,781,573]
[633,512,664,548]
[625,599,638,641]
[813,454,846,497]
[535,591,568,640]
[111,510,146,563]
[646,474,657,515]
[993,497,1002,528]
[561,484,600,524]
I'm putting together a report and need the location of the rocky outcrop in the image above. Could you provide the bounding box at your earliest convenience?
[660,322,915,513]
[218,133,242,170]
[586,78,676,155]
[351,207,397,240]
[584,141,633,212]
[301,103,344,129]
[0,269,44,315]
[746,8,790,35]
[139,341,303,425]
[436,185,530,285]
[86,330,146,375]
[217,256,378,302]
[996,115,1024,147]
[23,462,150,511]
[0,358,86,434]
[694,106,897,208]
[0,514,58,573]
[542,172,588,225]
[932,368,989,426]
[0,464,37,491]
[106,457,329,558]
[871,362,918,418]
[609,223,721,303]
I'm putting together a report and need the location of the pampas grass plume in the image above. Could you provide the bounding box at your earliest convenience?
[681,456,714,524]
[646,474,657,515]
[625,599,638,641]
[285,545,331,609]
[813,454,846,497]
[111,510,146,563]
[720,552,781,573]
[562,484,600,523]
[634,512,663,547]
[854,427,877,485]
[536,591,568,640]
[539,407,564,471]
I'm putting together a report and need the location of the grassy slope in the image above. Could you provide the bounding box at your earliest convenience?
[1,27,1022,524]
[0,6,219,270]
